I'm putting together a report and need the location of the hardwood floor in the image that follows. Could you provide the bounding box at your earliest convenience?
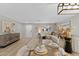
[71,52,79,56]
[0,37,78,56]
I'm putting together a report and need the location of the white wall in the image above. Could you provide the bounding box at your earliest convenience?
[15,22,26,39]
[25,23,57,38]
[70,15,79,53]
[25,24,38,38]
[71,16,79,36]
[0,16,26,39]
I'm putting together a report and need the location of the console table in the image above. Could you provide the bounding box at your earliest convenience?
[0,33,20,48]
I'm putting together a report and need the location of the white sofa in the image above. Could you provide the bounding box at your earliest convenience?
[16,37,69,56]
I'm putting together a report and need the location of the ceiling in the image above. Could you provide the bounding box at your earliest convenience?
[0,3,74,23]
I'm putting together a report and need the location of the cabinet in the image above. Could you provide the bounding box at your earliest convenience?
[0,33,20,48]
[72,36,79,53]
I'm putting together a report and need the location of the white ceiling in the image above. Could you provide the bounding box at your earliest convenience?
[0,3,74,23]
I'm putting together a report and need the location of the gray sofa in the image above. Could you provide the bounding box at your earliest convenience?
[0,33,20,48]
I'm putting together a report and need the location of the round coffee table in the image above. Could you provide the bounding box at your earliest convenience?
[34,45,48,55]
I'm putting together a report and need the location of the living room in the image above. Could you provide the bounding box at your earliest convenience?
[0,3,79,56]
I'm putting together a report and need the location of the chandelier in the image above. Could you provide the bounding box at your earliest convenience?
[57,3,79,15]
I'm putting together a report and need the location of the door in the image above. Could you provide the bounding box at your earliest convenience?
[25,24,32,38]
